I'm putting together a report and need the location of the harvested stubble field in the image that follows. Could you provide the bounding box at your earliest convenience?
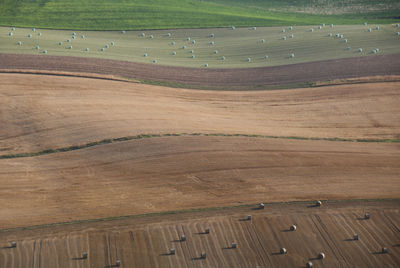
[1,200,399,267]
[0,73,400,230]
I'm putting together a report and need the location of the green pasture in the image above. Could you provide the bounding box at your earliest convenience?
[0,0,399,30]
[1,24,399,68]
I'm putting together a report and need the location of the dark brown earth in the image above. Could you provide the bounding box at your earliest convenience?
[1,53,400,88]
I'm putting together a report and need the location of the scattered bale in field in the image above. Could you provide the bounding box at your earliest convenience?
[310,28,314,32]
[172,51,177,55]
[318,26,322,30]
[368,28,372,32]
[141,32,145,37]
[396,32,400,36]
[328,33,333,37]
[101,48,105,52]
[259,203,265,209]
[365,212,370,219]
[264,55,268,59]
[85,48,89,51]
[191,55,195,58]
[290,34,294,38]
[213,50,218,54]
[116,260,121,266]
[204,63,208,67]
[232,243,237,248]
[364,22,368,26]
[38,32,41,36]
[167,33,171,37]
[170,248,175,255]
[290,53,295,58]
[182,45,187,49]
[261,39,265,43]
[396,24,400,27]
[143,53,148,57]
[322,23,325,27]
[17,41,22,46]
[72,32,76,36]
[181,234,186,241]
[358,48,363,52]
[316,200,322,207]
[221,56,225,60]
[201,252,207,259]
[152,59,157,63]
[346,46,351,50]
[290,224,297,231]
[35,45,40,50]
[330,24,334,28]
[72,35,75,39]
[189,50,194,53]
[11,27,15,31]
[376,26,380,30]
[372,49,377,54]
[105,44,109,48]
[382,247,388,254]
[121,30,126,34]
[66,39,71,42]
[68,46,72,49]
[375,48,380,52]
[282,36,286,40]
[252,27,257,30]
[58,42,62,45]
[81,35,85,39]
[149,35,154,39]
[318,252,326,259]
[247,214,252,220]
[32,28,36,32]
[9,32,13,36]
[247,58,251,62]
[82,252,88,259]
[280,248,287,254]
[192,40,196,44]
[354,234,359,240]
[210,41,215,45]
[186,37,191,41]
[28,34,32,38]
[111,42,115,46]
[336,33,340,37]
[306,261,313,268]
[205,228,210,234]
[281,28,286,33]
[289,26,293,30]
[344,39,348,43]
[171,41,175,45]
[11,242,17,248]
[232,26,235,30]
[340,34,344,38]
[210,33,215,38]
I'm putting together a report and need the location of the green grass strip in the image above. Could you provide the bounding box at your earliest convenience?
[1,133,399,160]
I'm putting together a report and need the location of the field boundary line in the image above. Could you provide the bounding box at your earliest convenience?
[1,198,399,233]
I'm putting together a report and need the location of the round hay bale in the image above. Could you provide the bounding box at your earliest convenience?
[335,33,340,37]
[143,53,148,57]
[172,51,177,55]
[290,34,294,38]
[372,49,377,54]
[280,248,287,254]
[17,41,22,46]
[289,26,293,30]
[82,252,88,259]
[153,59,157,63]
[205,228,210,234]
[28,34,32,38]
[368,28,372,32]
[72,35,75,39]
[376,26,380,30]
[247,58,251,62]
[101,48,105,52]
[365,212,370,219]
[322,23,325,27]
[364,22,368,26]
[111,41,115,46]
[182,45,187,49]
[38,32,41,36]
[81,35,85,39]
[316,200,322,207]
[358,48,363,52]
[11,27,15,31]
[210,41,215,45]
[68,46,72,49]
[252,26,257,30]
[210,33,215,38]
[186,37,191,41]
[189,50,194,54]
[328,33,333,37]
[58,42,62,45]
[344,39,348,43]
[318,252,325,259]
[232,26,235,30]
[281,28,286,33]
[201,252,207,259]
[346,46,351,51]
[72,32,76,36]
[259,203,265,209]
[149,34,153,39]
[290,224,297,231]
[330,24,334,28]
[171,41,175,45]
[35,45,40,50]
[32,28,36,32]
[282,36,286,40]
[42,50,47,54]
[261,39,265,43]
[85,48,89,51]
[318,26,322,30]
[290,53,295,58]
[310,28,314,32]
[396,32,400,36]
[170,248,175,255]
[247,214,252,220]
[232,243,237,248]
[221,56,225,60]
[141,32,145,37]
[181,234,186,241]
[167,33,171,37]
[354,234,359,240]
[192,40,196,44]
[121,30,126,34]
[9,32,13,36]
[382,247,388,254]
[213,50,218,54]
[105,44,109,48]
[116,260,121,266]
[340,34,344,38]
[306,261,313,268]
[264,55,268,59]
[66,39,71,42]
[396,24,400,28]
[11,242,17,248]
[191,55,195,59]
[204,63,208,67]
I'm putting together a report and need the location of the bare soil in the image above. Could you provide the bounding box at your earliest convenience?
[1,53,400,88]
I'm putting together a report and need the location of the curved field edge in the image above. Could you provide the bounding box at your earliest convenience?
[1,53,400,88]
[1,133,399,160]
[1,0,399,30]
[1,198,398,233]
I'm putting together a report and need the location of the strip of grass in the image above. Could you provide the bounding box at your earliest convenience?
[1,198,398,233]
[1,133,399,160]
[0,0,399,30]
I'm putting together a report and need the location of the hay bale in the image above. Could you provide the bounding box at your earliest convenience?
[318,26,322,30]
[328,33,333,37]
[201,252,207,259]
[259,203,265,209]
[11,242,17,248]
[376,26,380,30]
[340,34,344,38]
[101,48,105,52]
[172,51,177,55]
[213,50,218,54]
[72,32,76,36]
[232,26,235,30]
[182,45,187,49]
[396,24,400,28]
[261,39,265,43]
[153,59,157,63]
[17,41,22,46]
[72,35,75,39]
[58,42,62,45]
[149,34,153,39]
[310,28,314,32]
[210,41,215,45]
[9,32,13,36]
[85,48,89,51]
[318,252,325,259]
[322,23,325,27]
[167,33,171,37]
[365,212,370,219]
[66,39,71,42]
[290,34,294,38]
[247,58,251,62]
[346,46,351,51]
[141,32,145,37]
[344,39,348,43]
[181,234,186,241]
[247,214,252,220]
[353,234,359,240]
[205,228,210,234]
[280,248,287,254]
[232,243,237,248]
[290,53,295,58]
[186,37,191,41]
[372,49,377,54]
[170,248,175,255]
[68,46,73,49]
[364,22,368,26]
[336,33,340,37]
[281,28,286,33]
[330,24,334,28]
[264,55,268,59]
[368,28,372,32]
[252,27,257,30]
[192,40,196,44]
[111,41,115,46]
[28,34,32,38]
[282,36,286,40]
[396,32,400,36]
[82,252,88,259]
[382,247,388,254]
[81,35,85,39]
[116,260,121,266]
[42,50,47,54]
[105,44,109,48]
[306,261,313,268]
[290,224,297,231]
[11,27,15,31]
[189,50,194,54]
[37,32,41,36]
[221,56,225,60]
[143,53,148,57]
[191,55,195,59]
[289,26,293,30]
[35,45,40,50]
[210,33,215,38]
[121,30,126,34]
[204,63,208,67]
[316,200,322,207]
[32,28,36,32]
[171,41,175,45]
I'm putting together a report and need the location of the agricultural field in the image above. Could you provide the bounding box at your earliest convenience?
[1,24,400,68]
[1,200,399,267]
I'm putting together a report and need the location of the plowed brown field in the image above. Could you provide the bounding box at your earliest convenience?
[1,201,399,268]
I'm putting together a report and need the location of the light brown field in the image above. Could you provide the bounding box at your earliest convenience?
[1,200,399,268]
[1,74,400,155]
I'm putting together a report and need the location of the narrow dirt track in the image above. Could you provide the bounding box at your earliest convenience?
[1,53,400,87]
[1,74,400,155]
